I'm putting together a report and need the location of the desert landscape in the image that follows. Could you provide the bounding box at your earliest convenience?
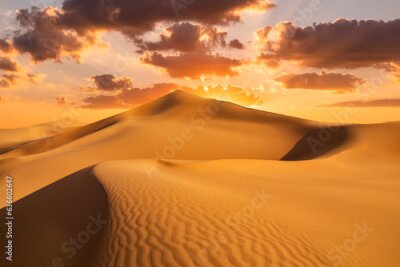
[1,91,399,266]
[1,0,400,266]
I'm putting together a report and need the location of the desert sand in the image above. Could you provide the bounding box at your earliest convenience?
[0,119,82,155]
[1,91,399,266]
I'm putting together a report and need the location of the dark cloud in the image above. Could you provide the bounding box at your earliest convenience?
[82,94,123,109]
[257,19,400,69]
[7,0,274,63]
[136,23,228,53]
[229,39,245,49]
[378,63,400,81]
[0,74,19,88]
[0,39,14,53]
[0,57,19,72]
[60,0,275,36]
[142,52,242,79]
[27,73,40,84]
[135,22,246,79]
[327,99,400,107]
[90,74,133,91]
[83,83,179,109]
[56,96,67,105]
[276,72,364,92]
[0,73,41,88]
[13,7,96,62]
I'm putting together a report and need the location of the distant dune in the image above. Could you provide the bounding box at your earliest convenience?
[1,91,399,267]
[0,119,82,154]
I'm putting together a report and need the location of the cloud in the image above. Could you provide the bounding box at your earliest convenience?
[135,22,246,79]
[256,19,400,69]
[27,73,40,84]
[13,7,97,62]
[0,74,19,88]
[56,96,67,105]
[136,22,228,53]
[142,52,242,79]
[60,0,275,36]
[89,74,133,91]
[229,39,245,49]
[0,57,19,72]
[0,39,14,53]
[256,53,280,68]
[0,73,42,89]
[327,99,400,107]
[83,83,179,109]
[276,72,364,92]
[378,62,400,82]
[7,0,273,63]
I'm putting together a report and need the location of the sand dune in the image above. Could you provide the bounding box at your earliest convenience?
[2,158,398,266]
[0,120,82,155]
[0,91,314,201]
[282,122,400,161]
[1,91,310,159]
[0,91,399,266]
[0,168,108,267]
[92,159,399,267]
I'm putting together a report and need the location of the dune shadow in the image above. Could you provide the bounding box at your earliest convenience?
[281,126,351,161]
[0,167,109,267]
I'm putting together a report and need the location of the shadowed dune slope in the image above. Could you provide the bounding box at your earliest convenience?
[282,126,351,161]
[282,122,400,161]
[0,167,108,267]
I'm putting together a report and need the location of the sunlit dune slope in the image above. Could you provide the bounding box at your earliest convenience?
[1,91,310,159]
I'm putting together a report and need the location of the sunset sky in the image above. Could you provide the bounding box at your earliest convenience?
[1,0,400,128]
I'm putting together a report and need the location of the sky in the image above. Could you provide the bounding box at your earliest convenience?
[0,0,400,128]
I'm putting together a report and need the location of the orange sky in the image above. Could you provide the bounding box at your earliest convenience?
[0,0,400,128]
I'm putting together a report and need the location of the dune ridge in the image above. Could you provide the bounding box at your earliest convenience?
[0,91,399,267]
